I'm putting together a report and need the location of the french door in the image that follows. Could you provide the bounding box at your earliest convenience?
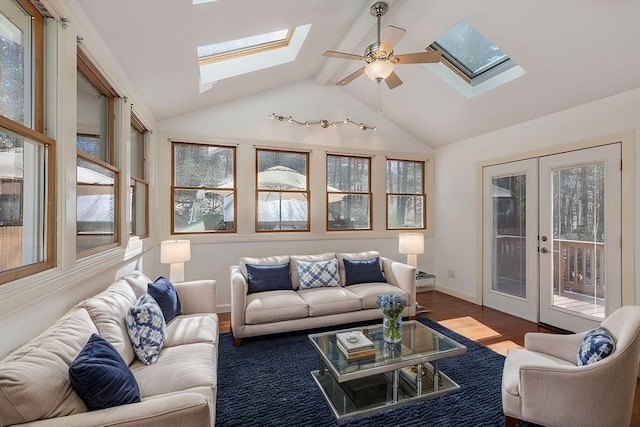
[483,144,621,331]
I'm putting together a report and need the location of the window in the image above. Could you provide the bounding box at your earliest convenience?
[197,28,292,62]
[197,24,311,92]
[429,19,517,86]
[256,149,309,232]
[76,51,120,256]
[130,114,148,238]
[326,155,371,231]
[0,0,54,284]
[172,142,235,233]
[386,159,425,229]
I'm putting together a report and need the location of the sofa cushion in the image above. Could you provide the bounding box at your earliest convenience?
[346,283,409,310]
[239,255,290,280]
[245,290,308,324]
[290,253,336,289]
[246,263,292,294]
[126,293,167,365]
[577,327,616,366]
[344,257,386,285]
[148,277,182,323]
[0,307,96,426]
[336,251,383,286]
[296,259,340,289]
[122,270,153,298]
[69,334,141,411]
[83,279,137,365]
[165,314,219,347]
[298,287,362,316]
[130,342,217,398]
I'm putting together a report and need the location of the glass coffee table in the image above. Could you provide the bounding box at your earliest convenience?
[308,320,467,419]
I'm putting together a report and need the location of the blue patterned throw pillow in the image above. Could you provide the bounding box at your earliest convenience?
[297,259,340,289]
[69,334,141,410]
[577,326,616,366]
[344,257,386,285]
[126,293,166,365]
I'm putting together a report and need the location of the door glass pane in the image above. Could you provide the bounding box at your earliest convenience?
[552,163,605,318]
[492,174,526,298]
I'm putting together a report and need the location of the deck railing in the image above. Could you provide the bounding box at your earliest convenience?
[495,235,604,299]
[0,226,23,271]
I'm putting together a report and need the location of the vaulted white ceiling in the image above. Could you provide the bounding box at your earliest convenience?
[77,0,640,148]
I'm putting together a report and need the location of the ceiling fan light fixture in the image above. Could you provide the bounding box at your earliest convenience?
[364,60,394,81]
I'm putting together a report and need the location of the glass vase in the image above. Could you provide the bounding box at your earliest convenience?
[382,314,402,344]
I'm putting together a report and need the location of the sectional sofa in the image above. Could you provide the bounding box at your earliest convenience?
[0,271,218,427]
[230,251,416,346]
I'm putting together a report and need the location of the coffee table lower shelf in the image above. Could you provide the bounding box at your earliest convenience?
[310,363,461,420]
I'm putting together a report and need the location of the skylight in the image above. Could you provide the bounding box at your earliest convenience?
[197,24,311,93]
[426,19,525,97]
[198,29,291,61]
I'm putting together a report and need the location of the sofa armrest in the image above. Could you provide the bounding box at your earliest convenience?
[524,331,586,364]
[230,266,248,336]
[174,280,217,315]
[381,257,416,317]
[21,393,211,427]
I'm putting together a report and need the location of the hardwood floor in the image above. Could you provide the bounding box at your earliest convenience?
[217,290,640,425]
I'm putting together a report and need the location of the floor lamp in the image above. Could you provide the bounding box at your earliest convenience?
[398,233,424,268]
[161,239,191,283]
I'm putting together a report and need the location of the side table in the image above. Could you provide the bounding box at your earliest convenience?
[415,270,436,314]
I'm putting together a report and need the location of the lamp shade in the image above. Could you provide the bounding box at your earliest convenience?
[160,240,191,264]
[398,233,424,255]
[364,60,394,81]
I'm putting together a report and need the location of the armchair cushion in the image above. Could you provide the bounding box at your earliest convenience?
[577,326,615,366]
[69,334,141,411]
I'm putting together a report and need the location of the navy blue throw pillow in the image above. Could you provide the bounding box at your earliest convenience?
[148,276,182,323]
[246,263,292,294]
[344,257,386,286]
[69,334,140,411]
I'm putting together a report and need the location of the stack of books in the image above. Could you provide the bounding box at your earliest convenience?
[336,331,376,359]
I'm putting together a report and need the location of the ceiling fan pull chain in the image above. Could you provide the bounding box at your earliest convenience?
[378,80,383,114]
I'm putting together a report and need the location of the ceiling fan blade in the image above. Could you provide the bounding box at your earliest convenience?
[336,67,365,86]
[323,50,364,61]
[379,25,406,55]
[394,51,442,64]
[385,71,403,89]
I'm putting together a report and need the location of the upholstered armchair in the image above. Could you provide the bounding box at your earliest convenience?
[502,306,640,427]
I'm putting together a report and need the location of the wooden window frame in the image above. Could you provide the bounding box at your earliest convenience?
[171,141,237,234]
[385,158,426,231]
[0,0,54,285]
[255,148,310,233]
[326,154,372,232]
[130,114,149,238]
[76,51,120,258]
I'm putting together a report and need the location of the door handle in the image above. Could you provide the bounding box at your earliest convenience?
[540,247,549,254]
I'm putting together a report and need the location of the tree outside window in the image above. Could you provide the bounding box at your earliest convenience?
[327,155,371,231]
[172,142,235,233]
[386,159,425,230]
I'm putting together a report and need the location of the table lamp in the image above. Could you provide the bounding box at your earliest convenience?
[160,239,191,283]
[398,233,424,268]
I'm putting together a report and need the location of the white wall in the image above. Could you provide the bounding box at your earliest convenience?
[158,80,434,311]
[433,88,640,305]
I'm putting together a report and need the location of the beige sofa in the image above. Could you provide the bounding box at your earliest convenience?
[0,271,218,427]
[230,251,416,346]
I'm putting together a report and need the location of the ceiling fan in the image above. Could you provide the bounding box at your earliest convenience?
[323,1,441,89]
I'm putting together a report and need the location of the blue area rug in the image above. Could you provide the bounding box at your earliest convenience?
[216,318,508,426]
